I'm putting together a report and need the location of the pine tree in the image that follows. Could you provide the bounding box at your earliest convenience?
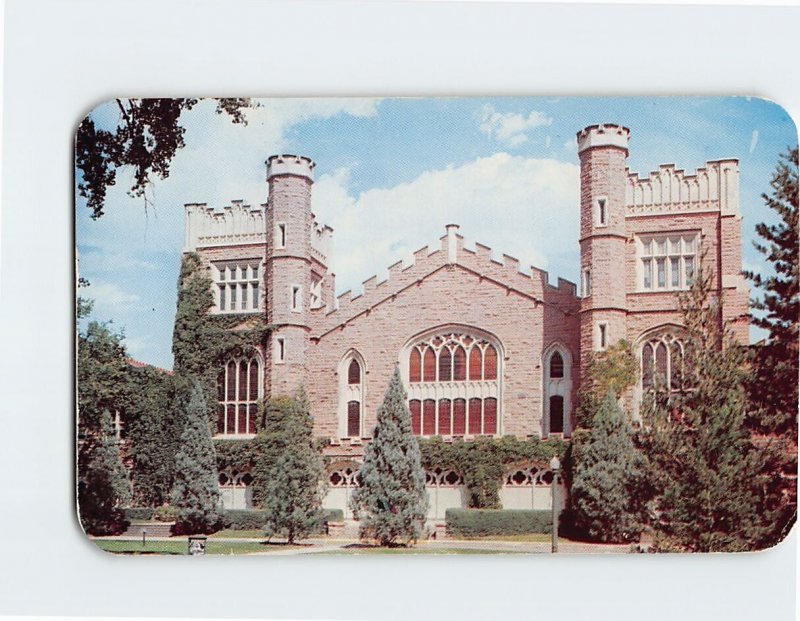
[170,378,221,534]
[643,271,772,552]
[256,389,325,544]
[350,367,429,546]
[745,147,798,438]
[78,409,132,535]
[573,340,638,430]
[568,394,648,542]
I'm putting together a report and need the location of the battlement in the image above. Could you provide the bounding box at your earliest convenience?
[267,154,315,181]
[625,159,740,217]
[577,124,630,154]
[311,218,333,265]
[184,201,267,251]
[315,225,578,336]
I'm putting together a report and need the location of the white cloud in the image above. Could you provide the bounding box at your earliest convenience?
[312,153,580,296]
[479,105,553,147]
[86,281,140,309]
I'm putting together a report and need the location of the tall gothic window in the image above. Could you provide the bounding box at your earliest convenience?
[216,354,261,436]
[339,351,365,438]
[641,331,687,396]
[543,345,572,437]
[406,329,502,437]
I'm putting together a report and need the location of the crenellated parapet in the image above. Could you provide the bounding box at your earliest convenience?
[311,218,333,265]
[312,224,578,337]
[625,160,740,217]
[184,201,267,251]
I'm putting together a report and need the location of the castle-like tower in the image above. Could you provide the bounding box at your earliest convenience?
[577,124,631,380]
[265,155,315,395]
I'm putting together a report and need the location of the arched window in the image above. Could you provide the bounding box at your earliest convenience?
[216,353,261,436]
[640,331,687,397]
[338,351,365,438]
[404,328,502,437]
[542,345,572,437]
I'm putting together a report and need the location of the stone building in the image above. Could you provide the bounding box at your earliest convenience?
[182,124,749,516]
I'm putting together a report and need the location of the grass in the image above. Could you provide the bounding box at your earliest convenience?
[94,539,304,555]
[452,533,565,543]
[320,543,525,555]
[209,529,265,539]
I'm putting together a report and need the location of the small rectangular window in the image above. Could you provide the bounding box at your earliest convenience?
[219,266,226,281]
[276,223,287,248]
[685,256,695,284]
[657,258,666,288]
[582,268,592,297]
[598,323,608,350]
[230,284,237,308]
[219,285,226,311]
[276,337,286,362]
[241,284,248,310]
[643,259,652,289]
[671,258,680,287]
[597,198,607,226]
[291,285,301,311]
[252,283,259,310]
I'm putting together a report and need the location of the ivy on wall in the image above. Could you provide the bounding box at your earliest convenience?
[418,436,566,509]
[172,252,270,419]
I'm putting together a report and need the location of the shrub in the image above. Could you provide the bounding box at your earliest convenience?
[153,505,180,522]
[222,510,268,530]
[122,507,154,521]
[221,509,344,531]
[445,509,553,537]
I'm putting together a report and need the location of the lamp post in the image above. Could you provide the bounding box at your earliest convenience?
[550,455,561,554]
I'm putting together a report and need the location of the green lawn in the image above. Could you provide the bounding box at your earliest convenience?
[94,539,304,555]
[208,529,265,539]
[320,543,524,555]
[454,533,565,543]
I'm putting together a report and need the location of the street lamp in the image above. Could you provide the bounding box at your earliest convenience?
[549,455,561,553]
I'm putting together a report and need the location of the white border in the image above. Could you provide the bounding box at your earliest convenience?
[1,1,797,619]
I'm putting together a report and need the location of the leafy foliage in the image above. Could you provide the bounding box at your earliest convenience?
[170,379,222,534]
[172,253,268,416]
[76,98,254,218]
[745,146,799,438]
[350,368,429,546]
[419,435,565,509]
[124,364,179,506]
[574,340,638,429]
[78,410,132,535]
[254,390,326,543]
[567,395,648,542]
[77,320,130,429]
[641,271,780,552]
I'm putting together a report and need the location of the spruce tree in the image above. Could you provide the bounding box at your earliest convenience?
[170,378,222,534]
[256,389,325,544]
[569,394,647,542]
[643,271,771,552]
[350,367,428,546]
[78,409,132,535]
[745,146,798,438]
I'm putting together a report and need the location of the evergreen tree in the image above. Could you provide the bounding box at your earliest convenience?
[256,389,325,544]
[170,378,221,534]
[642,271,772,552]
[745,146,798,438]
[350,367,429,546]
[569,394,648,542]
[78,410,132,535]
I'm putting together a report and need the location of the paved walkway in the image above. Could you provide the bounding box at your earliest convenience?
[93,534,630,555]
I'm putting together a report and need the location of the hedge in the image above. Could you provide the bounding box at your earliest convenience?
[222,508,345,531]
[445,509,553,537]
[122,507,154,522]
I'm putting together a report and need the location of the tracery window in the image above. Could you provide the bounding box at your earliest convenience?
[218,467,254,510]
[213,261,261,313]
[638,234,698,291]
[338,352,365,438]
[641,331,687,396]
[406,330,501,436]
[216,354,261,436]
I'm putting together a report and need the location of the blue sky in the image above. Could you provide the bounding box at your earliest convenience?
[75,96,797,370]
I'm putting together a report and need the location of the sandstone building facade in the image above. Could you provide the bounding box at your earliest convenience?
[182,124,749,516]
